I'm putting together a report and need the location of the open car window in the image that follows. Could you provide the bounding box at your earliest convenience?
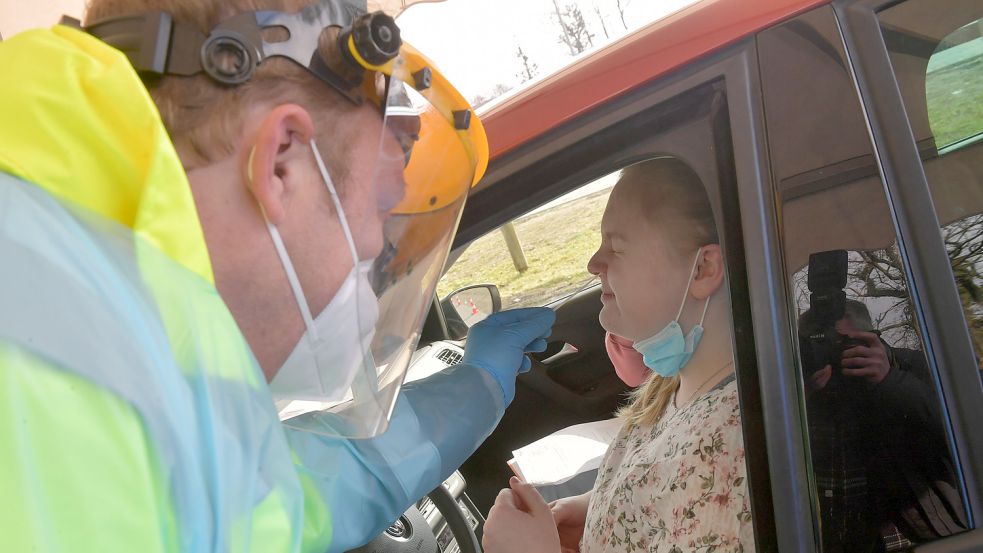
[437,176,614,311]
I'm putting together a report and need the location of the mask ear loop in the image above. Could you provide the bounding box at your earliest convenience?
[675,247,704,322]
[697,292,711,328]
[253,146,320,342]
[310,139,359,266]
[310,140,381,403]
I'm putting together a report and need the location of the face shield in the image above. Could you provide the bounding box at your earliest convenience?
[272,60,486,438]
[79,0,488,438]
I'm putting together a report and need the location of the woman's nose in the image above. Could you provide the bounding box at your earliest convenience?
[587,249,605,276]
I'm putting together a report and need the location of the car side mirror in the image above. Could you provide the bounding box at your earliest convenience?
[439,284,502,340]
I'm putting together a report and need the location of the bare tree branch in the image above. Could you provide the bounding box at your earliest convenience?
[614,0,629,30]
[551,0,594,55]
[515,45,538,83]
[593,4,610,40]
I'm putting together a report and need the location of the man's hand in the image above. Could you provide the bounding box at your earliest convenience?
[549,492,591,553]
[482,477,561,553]
[462,307,556,404]
[806,365,833,396]
[840,329,891,385]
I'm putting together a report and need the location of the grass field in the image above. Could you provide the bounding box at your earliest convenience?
[437,189,611,308]
[926,55,983,147]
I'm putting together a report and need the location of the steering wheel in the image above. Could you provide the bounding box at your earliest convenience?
[346,484,481,553]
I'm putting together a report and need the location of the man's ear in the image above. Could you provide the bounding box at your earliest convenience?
[244,104,315,225]
[692,244,725,299]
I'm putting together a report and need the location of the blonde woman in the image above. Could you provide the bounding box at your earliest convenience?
[482,158,754,553]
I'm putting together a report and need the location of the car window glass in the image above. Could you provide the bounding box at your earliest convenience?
[437,176,614,309]
[758,8,969,551]
[878,1,983,374]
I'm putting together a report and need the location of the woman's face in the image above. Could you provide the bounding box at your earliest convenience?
[587,182,694,342]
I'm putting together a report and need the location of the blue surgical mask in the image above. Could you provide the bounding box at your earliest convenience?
[632,249,711,378]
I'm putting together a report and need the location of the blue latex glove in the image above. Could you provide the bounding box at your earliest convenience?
[462,307,556,404]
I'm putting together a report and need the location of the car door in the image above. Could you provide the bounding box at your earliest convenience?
[424,0,983,550]
[432,176,631,513]
[440,39,773,537]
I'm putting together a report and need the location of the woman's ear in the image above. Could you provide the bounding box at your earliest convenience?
[692,244,725,299]
[243,104,315,225]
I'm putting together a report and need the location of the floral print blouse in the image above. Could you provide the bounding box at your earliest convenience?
[581,376,754,553]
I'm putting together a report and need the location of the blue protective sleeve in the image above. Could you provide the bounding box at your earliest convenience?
[285,363,505,553]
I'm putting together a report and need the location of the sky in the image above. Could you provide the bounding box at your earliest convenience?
[0,0,85,38]
[397,0,702,106]
[0,0,699,103]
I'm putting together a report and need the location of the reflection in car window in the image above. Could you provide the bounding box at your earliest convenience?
[925,19,983,150]
[759,7,968,551]
[879,2,983,373]
[437,176,614,308]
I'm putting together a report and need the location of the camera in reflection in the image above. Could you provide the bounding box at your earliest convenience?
[799,250,866,377]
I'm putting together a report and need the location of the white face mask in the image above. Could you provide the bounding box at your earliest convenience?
[269,260,378,402]
[263,140,380,405]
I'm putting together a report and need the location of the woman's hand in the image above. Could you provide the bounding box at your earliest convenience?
[482,477,561,553]
[549,491,592,553]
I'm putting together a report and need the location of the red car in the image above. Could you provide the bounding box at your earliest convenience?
[419,0,983,552]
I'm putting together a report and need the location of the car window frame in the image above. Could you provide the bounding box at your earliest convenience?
[453,36,806,551]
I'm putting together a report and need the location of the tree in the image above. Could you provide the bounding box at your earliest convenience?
[551,0,595,56]
[471,83,513,109]
[791,214,983,355]
[491,83,512,97]
[792,246,918,348]
[516,45,539,83]
[942,215,983,362]
[614,0,630,30]
[593,4,610,40]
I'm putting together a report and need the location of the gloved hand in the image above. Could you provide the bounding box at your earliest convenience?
[462,307,556,404]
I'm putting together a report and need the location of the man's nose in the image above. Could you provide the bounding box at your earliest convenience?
[378,176,406,213]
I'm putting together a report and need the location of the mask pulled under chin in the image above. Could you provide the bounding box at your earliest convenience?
[269,260,379,404]
[631,248,710,378]
[633,321,704,378]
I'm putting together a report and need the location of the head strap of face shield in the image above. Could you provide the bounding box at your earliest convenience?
[62,0,402,106]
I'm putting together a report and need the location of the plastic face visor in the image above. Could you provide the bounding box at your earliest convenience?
[274,78,489,438]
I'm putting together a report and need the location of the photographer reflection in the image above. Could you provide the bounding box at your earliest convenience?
[799,251,966,552]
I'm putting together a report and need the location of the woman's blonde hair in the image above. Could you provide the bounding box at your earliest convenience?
[85,0,358,177]
[614,157,719,428]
